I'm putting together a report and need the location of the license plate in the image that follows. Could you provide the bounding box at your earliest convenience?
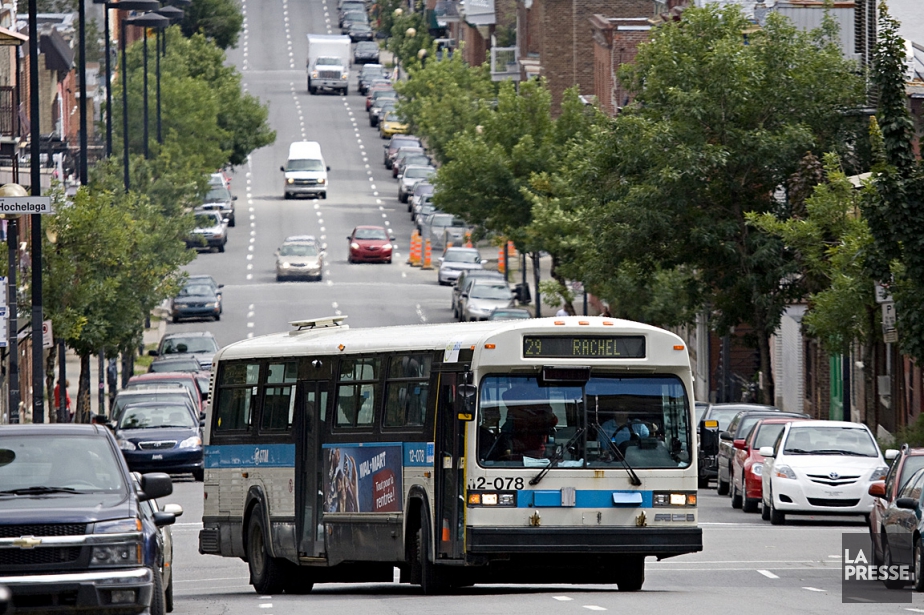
[152,454,163,460]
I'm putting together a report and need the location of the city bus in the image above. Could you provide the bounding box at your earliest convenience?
[198,315,702,593]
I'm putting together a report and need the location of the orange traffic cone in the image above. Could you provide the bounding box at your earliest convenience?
[409,231,421,266]
[422,238,433,269]
[498,245,506,274]
[464,231,473,248]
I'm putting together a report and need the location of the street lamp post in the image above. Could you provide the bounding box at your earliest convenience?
[27,0,44,422]
[125,13,169,159]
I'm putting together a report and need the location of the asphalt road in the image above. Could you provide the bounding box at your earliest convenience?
[161,0,924,612]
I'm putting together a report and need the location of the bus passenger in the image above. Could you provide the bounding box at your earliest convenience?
[500,387,558,460]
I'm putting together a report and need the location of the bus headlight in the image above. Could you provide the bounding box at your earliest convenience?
[653,492,697,506]
[467,491,516,507]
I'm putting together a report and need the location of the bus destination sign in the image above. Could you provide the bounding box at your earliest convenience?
[523,335,646,359]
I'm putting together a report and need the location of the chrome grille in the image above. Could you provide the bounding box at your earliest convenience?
[318,70,341,79]
[806,473,860,486]
[138,440,177,450]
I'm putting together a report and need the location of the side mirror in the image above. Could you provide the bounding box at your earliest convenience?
[437,257,444,264]
[232,195,238,201]
[138,472,173,501]
[148,349,159,357]
[280,165,285,172]
[885,449,900,461]
[868,481,887,498]
[732,439,747,450]
[199,411,206,421]
[327,166,331,171]
[162,503,184,518]
[152,511,177,528]
[758,446,775,458]
[274,250,280,256]
[461,292,469,299]
[719,431,733,441]
[218,284,224,289]
[896,497,919,510]
[481,259,488,265]
[347,235,352,241]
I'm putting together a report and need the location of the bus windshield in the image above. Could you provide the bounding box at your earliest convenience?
[477,374,691,469]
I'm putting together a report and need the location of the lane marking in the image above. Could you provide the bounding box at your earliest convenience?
[553,596,573,601]
[583,607,606,612]
[802,587,826,592]
[756,570,779,579]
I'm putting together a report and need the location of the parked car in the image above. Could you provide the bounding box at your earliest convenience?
[384,135,422,168]
[730,416,809,512]
[869,445,924,567]
[0,424,175,614]
[132,472,183,613]
[715,404,788,494]
[187,210,227,252]
[115,401,204,481]
[391,146,426,178]
[453,270,505,320]
[127,371,208,414]
[366,85,396,112]
[112,385,200,427]
[438,247,486,285]
[870,466,924,589]
[409,182,434,216]
[275,235,324,281]
[340,9,368,33]
[348,225,395,263]
[698,403,752,488]
[398,165,436,203]
[150,331,219,371]
[149,356,203,374]
[460,279,515,322]
[354,42,381,65]
[422,211,467,250]
[369,97,397,127]
[338,0,365,25]
[199,182,236,227]
[348,22,374,42]
[169,282,221,323]
[415,202,438,233]
[760,420,888,525]
[487,307,531,320]
[396,154,432,181]
[379,111,409,138]
[358,63,386,93]
[186,274,223,310]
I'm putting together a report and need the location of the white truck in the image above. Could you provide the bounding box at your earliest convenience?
[306,34,351,95]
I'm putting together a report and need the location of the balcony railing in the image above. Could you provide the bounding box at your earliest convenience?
[490,46,520,81]
[0,86,19,139]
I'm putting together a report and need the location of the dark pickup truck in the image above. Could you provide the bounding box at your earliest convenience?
[0,424,174,614]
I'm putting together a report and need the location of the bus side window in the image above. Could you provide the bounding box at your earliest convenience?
[335,358,380,429]
[214,361,261,432]
[383,354,432,429]
[261,362,297,431]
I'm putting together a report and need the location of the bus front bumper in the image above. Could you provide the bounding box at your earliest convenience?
[467,526,702,558]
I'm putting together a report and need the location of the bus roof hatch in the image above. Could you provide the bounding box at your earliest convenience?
[289,315,349,332]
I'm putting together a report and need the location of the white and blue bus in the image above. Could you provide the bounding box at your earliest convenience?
[198,315,702,593]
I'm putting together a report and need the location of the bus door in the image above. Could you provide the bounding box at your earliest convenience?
[434,371,471,560]
[296,379,328,558]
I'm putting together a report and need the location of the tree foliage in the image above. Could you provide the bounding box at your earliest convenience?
[180,0,244,50]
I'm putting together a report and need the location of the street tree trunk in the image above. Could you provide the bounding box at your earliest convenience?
[45,345,56,423]
[77,353,91,423]
[756,328,775,407]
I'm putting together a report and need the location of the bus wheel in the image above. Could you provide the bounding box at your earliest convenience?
[416,509,448,594]
[247,504,287,594]
[283,568,315,594]
[615,556,645,591]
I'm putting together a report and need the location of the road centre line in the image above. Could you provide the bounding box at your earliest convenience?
[553,596,573,601]
[802,587,827,592]
[757,570,779,579]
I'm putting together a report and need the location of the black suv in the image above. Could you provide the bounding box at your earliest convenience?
[0,424,175,614]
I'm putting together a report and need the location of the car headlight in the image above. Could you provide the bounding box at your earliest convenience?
[90,518,143,567]
[382,243,392,250]
[205,302,218,308]
[870,466,889,481]
[118,438,136,451]
[281,262,290,269]
[750,463,762,476]
[179,435,202,449]
[287,178,294,184]
[773,464,797,480]
[311,71,319,78]
[351,242,360,249]
[341,73,349,79]
[318,178,326,184]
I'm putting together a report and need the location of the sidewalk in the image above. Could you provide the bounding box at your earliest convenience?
[58,315,166,419]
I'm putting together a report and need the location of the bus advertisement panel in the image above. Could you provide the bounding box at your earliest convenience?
[323,443,403,513]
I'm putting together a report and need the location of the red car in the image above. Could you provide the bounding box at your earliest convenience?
[730,416,808,512]
[868,445,924,566]
[348,226,394,263]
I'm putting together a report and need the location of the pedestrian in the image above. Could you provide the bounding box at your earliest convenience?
[54,379,72,422]
[556,307,569,317]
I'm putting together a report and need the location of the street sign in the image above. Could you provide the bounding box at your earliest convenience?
[42,320,53,350]
[882,301,898,343]
[875,282,893,304]
[0,276,6,307]
[0,306,7,348]
[0,197,53,215]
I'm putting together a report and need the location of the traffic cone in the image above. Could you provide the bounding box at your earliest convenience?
[498,245,506,274]
[409,231,421,266]
[422,238,432,269]
[464,231,473,248]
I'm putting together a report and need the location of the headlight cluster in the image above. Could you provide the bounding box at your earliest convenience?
[118,439,136,451]
[653,492,697,507]
[90,518,142,568]
[773,464,797,480]
[750,463,763,476]
[351,242,360,249]
[179,435,202,449]
[870,466,889,481]
[467,491,516,507]
[318,178,326,184]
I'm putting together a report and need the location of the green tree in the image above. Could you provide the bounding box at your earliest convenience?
[862,2,924,362]
[573,5,866,403]
[181,0,244,50]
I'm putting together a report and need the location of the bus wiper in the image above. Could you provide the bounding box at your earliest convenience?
[595,422,642,486]
[529,428,585,486]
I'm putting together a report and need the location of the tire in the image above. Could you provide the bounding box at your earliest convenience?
[151,566,166,615]
[283,568,315,595]
[884,540,906,589]
[284,192,291,200]
[171,315,179,324]
[214,313,221,321]
[247,504,287,594]
[914,538,924,592]
[614,556,645,592]
[717,477,729,496]
[698,475,710,489]
[761,498,771,521]
[342,87,348,96]
[321,193,327,200]
[742,495,758,513]
[386,257,392,264]
[417,508,448,594]
[218,243,225,253]
[193,468,204,482]
[769,496,785,526]
[165,570,174,613]
[731,479,742,509]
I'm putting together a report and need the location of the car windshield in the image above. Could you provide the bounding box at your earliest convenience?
[477,374,691,469]
[373,99,397,110]
[355,228,388,240]
[404,156,430,167]
[287,159,325,172]
[405,168,433,179]
[195,214,220,227]
[397,149,423,159]
[782,426,879,457]
[704,407,742,431]
[384,112,405,122]
[119,405,196,430]
[316,57,341,66]
[114,392,189,418]
[280,243,318,256]
[431,214,452,227]
[391,139,419,150]
[0,434,128,494]
[753,423,787,449]
[129,379,199,402]
[419,205,436,216]
[162,336,218,354]
[150,359,200,373]
[899,457,924,491]
[373,89,395,99]
[470,283,511,300]
[205,187,231,203]
[444,250,481,264]
[178,284,213,297]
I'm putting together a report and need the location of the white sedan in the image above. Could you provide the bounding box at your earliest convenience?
[760,420,888,525]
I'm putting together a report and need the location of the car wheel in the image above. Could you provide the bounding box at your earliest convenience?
[321,193,327,200]
[284,192,291,200]
[884,539,907,589]
[171,315,179,324]
[769,494,785,526]
[247,504,288,594]
[228,216,236,228]
[214,313,221,321]
[151,566,166,615]
[415,508,448,594]
[914,538,924,592]
[742,495,758,513]
[730,477,742,509]
[386,257,392,264]
[218,243,225,253]
[717,476,729,496]
[165,568,174,612]
[698,474,710,489]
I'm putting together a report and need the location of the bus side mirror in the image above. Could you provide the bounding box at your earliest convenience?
[457,382,476,420]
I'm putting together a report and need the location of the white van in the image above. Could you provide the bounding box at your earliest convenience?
[281,141,329,199]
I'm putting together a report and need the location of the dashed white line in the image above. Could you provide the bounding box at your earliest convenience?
[756,570,779,579]
[553,596,573,602]
[582,607,606,612]
[802,587,826,592]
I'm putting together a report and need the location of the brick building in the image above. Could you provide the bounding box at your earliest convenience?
[589,15,650,115]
